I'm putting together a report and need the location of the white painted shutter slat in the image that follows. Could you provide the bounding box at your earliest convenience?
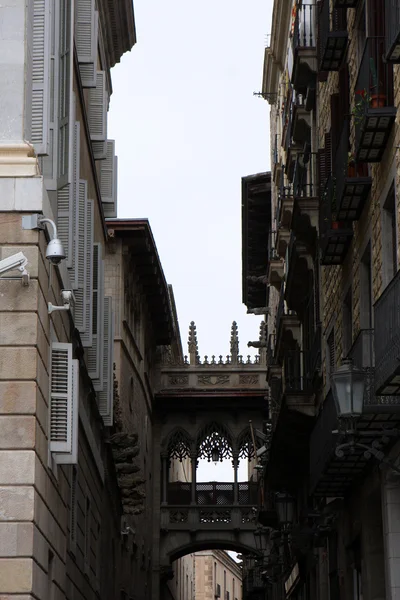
[101,140,117,218]
[57,184,73,269]
[50,342,73,454]
[92,140,107,161]
[58,0,74,187]
[87,243,104,386]
[81,199,94,347]
[75,0,95,62]
[31,0,51,155]
[70,121,81,289]
[39,0,59,189]
[55,359,79,464]
[97,297,114,426]
[88,71,107,141]
[74,179,87,331]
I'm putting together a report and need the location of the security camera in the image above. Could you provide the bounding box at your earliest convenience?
[0,252,30,285]
[22,214,66,265]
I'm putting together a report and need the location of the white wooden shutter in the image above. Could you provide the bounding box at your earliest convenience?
[92,140,107,161]
[31,0,51,155]
[73,180,87,330]
[58,0,74,187]
[81,199,94,347]
[49,342,73,453]
[54,359,79,465]
[97,297,114,426]
[57,184,74,269]
[75,0,98,88]
[88,71,107,141]
[70,121,81,287]
[87,243,104,387]
[39,0,59,189]
[101,140,118,218]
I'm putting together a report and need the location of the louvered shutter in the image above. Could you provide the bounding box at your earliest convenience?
[39,0,59,189]
[81,200,94,347]
[74,180,88,330]
[324,132,332,177]
[70,121,81,285]
[92,140,107,161]
[58,0,74,187]
[75,0,98,88]
[318,149,326,195]
[49,342,73,453]
[54,359,79,464]
[31,0,51,155]
[87,243,104,387]
[330,94,340,159]
[88,71,107,141]
[97,297,114,426]
[101,140,118,217]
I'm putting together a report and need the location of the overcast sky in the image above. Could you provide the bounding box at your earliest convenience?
[109,0,272,361]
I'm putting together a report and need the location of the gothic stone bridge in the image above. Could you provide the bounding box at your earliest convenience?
[151,322,269,599]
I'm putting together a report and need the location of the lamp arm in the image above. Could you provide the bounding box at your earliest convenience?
[335,440,400,475]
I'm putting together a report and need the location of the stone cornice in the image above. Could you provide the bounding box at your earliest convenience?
[262,0,292,99]
[0,142,39,177]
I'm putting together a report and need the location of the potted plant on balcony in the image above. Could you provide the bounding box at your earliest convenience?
[351,89,371,125]
[369,58,386,108]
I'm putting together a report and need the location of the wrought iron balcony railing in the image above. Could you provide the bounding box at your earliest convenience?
[318,0,347,71]
[283,349,313,393]
[333,119,371,220]
[167,481,258,506]
[354,37,396,163]
[319,177,353,265]
[243,567,266,595]
[291,2,317,93]
[375,270,400,395]
[293,151,317,199]
[385,0,400,61]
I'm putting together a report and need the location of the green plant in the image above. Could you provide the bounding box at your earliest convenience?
[351,89,371,125]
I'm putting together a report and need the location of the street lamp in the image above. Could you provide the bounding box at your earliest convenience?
[331,359,400,474]
[253,527,270,554]
[331,359,365,420]
[211,447,220,465]
[275,493,295,528]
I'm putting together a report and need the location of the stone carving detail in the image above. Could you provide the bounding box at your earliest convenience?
[199,510,232,524]
[110,432,145,515]
[188,321,200,365]
[197,422,233,461]
[238,427,257,460]
[167,428,192,462]
[168,375,189,386]
[169,509,189,523]
[239,374,259,385]
[197,375,230,386]
[230,321,239,364]
[241,509,258,524]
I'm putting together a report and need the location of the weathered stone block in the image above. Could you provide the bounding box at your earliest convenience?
[0,451,35,485]
[0,382,36,414]
[0,347,37,380]
[0,486,34,520]
[0,558,33,593]
[0,417,35,449]
[0,523,33,556]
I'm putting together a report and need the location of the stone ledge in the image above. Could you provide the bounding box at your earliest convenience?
[0,144,39,178]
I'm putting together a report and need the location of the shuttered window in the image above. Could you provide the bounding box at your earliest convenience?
[57,114,78,270]
[87,243,104,387]
[97,297,114,426]
[88,71,107,141]
[80,199,94,347]
[92,140,107,161]
[31,0,51,155]
[101,140,118,218]
[75,0,99,88]
[58,0,74,186]
[74,179,88,330]
[49,343,78,464]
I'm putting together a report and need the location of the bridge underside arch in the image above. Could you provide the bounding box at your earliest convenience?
[161,530,260,565]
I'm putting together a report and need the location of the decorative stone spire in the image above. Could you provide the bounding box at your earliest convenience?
[188,321,199,365]
[230,321,239,364]
[259,320,267,366]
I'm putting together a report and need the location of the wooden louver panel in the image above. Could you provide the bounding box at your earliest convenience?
[50,342,73,453]
[100,140,118,218]
[88,71,107,141]
[87,243,104,387]
[80,199,94,347]
[97,297,114,426]
[31,0,51,155]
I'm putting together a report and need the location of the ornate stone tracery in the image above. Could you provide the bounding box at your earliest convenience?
[238,427,257,460]
[167,428,192,462]
[197,422,233,461]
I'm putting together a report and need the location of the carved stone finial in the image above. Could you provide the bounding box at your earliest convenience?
[259,321,267,366]
[230,321,239,364]
[188,321,199,366]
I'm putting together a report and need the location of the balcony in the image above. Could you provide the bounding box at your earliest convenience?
[385,0,400,61]
[276,226,291,258]
[319,177,353,265]
[292,152,319,237]
[277,183,294,228]
[268,250,285,290]
[354,37,396,163]
[272,133,283,185]
[274,285,301,362]
[291,95,312,146]
[334,120,371,220]
[290,2,317,95]
[283,349,316,416]
[310,329,400,496]
[375,270,400,394]
[285,232,314,312]
[318,0,347,71]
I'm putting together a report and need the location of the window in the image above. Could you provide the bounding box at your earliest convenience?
[360,243,373,329]
[382,184,397,287]
[342,287,353,356]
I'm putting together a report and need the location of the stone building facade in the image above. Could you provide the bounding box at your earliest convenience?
[242,0,400,598]
[0,2,167,599]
